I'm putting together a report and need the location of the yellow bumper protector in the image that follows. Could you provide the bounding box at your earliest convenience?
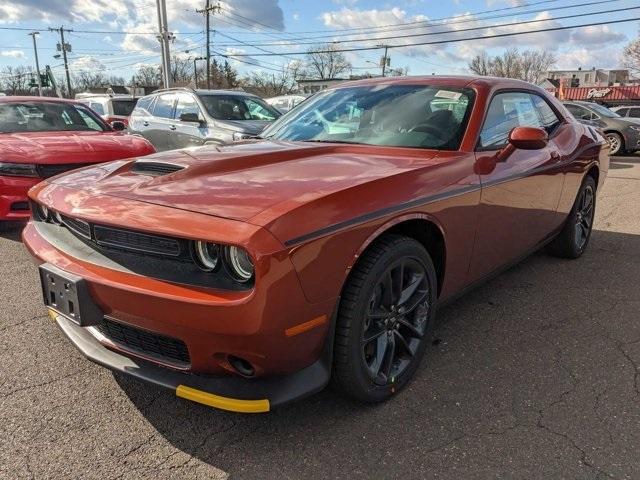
[176,385,270,413]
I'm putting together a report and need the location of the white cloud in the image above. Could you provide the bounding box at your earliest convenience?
[71,55,106,71]
[0,50,25,59]
[570,26,626,46]
[554,48,624,70]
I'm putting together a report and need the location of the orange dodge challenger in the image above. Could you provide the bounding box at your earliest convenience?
[23,76,609,413]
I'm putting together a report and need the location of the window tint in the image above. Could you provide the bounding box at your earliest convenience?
[531,95,561,133]
[112,99,136,116]
[174,94,201,120]
[152,94,175,119]
[262,85,475,150]
[0,102,107,133]
[629,108,640,118]
[616,108,629,117]
[480,92,542,148]
[135,96,154,114]
[89,102,105,115]
[200,95,281,121]
[565,104,592,120]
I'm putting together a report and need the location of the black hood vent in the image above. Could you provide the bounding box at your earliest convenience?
[131,161,184,176]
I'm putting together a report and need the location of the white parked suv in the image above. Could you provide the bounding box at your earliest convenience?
[75,93,138,127]
[266,95,306,113]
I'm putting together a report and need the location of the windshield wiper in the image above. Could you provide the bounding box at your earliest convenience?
[303,139,362,145]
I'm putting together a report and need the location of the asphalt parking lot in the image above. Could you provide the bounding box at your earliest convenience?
[1,155,639,480]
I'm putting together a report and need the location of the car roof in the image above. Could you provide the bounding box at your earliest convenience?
[0,96,82,104]
[331,75,539,91]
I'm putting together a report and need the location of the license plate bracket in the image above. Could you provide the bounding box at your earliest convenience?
[39,264,103,326]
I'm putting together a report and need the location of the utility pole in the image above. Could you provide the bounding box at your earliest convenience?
[156,0,173,88]
[28,31,43,96]
[197,1,221,89]
[379,45,389,77]
[49,26,72,97]
[193,56,205,88]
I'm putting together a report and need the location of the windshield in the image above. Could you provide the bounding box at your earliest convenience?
[112,99,137,116]
[0,101,108,133]
[261,84,475,150]
[199,95,281,121]
[588,103,620,118]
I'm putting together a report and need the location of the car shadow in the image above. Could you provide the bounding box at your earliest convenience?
[0,222,25,242]
[112,226,640,478]
[609,153,640,169]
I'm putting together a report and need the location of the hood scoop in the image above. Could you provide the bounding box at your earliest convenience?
[131,161,185,176]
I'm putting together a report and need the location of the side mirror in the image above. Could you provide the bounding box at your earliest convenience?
[111,121,126,131]
[508,126,548,150]
[180,112,204,124]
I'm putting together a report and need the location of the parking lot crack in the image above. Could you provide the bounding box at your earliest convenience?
[0,368,89,399]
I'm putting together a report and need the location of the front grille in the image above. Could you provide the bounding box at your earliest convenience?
[36,163,89,179]
[60,214,91,239]
[94,225,181,256]
[10,201,29,212]
[131,161,184,176]
[95,318,190,366]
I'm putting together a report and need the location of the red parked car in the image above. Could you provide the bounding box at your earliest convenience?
[0,97,155,230]
[23,77,609,413]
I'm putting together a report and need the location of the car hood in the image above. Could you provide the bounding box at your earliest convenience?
[216,119,271,135]
[50,141,440,224]
[0,131,153,164]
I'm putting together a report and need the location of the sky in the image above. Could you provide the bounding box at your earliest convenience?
[0,0,637,82]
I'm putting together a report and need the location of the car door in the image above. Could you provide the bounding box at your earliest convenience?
[470,91,565,280]
[170,93,208,149]
[146,93,177,151]
[628,107,640,119]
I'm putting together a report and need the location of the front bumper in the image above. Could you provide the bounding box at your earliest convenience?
[0,175,39,220]
[48,310,331,412]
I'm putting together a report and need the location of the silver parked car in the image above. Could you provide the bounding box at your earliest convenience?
[128,88,281,151]
[266,95,307,113]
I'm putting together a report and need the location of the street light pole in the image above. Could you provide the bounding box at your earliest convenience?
[28,31,43,96]
[49,26,73,97]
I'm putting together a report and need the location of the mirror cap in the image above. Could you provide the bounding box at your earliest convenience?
[509,126,548,150]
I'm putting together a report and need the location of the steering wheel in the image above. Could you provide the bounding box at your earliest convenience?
[408,123,445,138]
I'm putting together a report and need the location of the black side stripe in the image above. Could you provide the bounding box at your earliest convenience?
[283,141,602,247]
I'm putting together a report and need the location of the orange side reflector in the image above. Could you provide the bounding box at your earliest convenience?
[285,315,327,337]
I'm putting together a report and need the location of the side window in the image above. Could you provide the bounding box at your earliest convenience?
[565,104,591,120]
[89,102,105,115]
[616,108,629,117]
[76,108,103,131]
[629,108,640,118]
[480,92,542,148]
[135,96,153,115]
[531,95,561,133]
[174,94,201,120]
[152,94,176,119]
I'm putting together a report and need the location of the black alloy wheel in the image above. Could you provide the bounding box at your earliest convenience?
[332,234,437,403]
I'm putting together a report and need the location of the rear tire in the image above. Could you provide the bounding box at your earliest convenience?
[547,176,596,259]
[332,234,437,403]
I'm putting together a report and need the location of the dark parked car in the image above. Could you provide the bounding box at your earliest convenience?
[563,100,640,155]
[128,88,281,151]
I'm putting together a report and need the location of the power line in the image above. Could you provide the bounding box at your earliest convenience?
[213,2,638,48]
[225,15,640,57]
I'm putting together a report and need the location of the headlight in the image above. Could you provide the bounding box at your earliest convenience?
[0,162,39,177]
[194,241,220,271]
[224,246,254,282]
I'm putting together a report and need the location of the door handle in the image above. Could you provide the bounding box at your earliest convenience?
[170,125,177,131]
[142,121,149,126]
[550,151,561,161]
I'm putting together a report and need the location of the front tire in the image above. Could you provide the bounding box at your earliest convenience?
[332,234,437,403]
[547,175,596,259]
[605,132,624,156]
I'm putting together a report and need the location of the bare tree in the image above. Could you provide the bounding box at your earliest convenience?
[170,55,194,86]
[133,64,162,87]
[468,52,492,76]
[303,44,351,80]
[623,38,640,76]
[241,61,301,97]
[1,66,34,95]
[74,71,125,92]
[468,48,556,84]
